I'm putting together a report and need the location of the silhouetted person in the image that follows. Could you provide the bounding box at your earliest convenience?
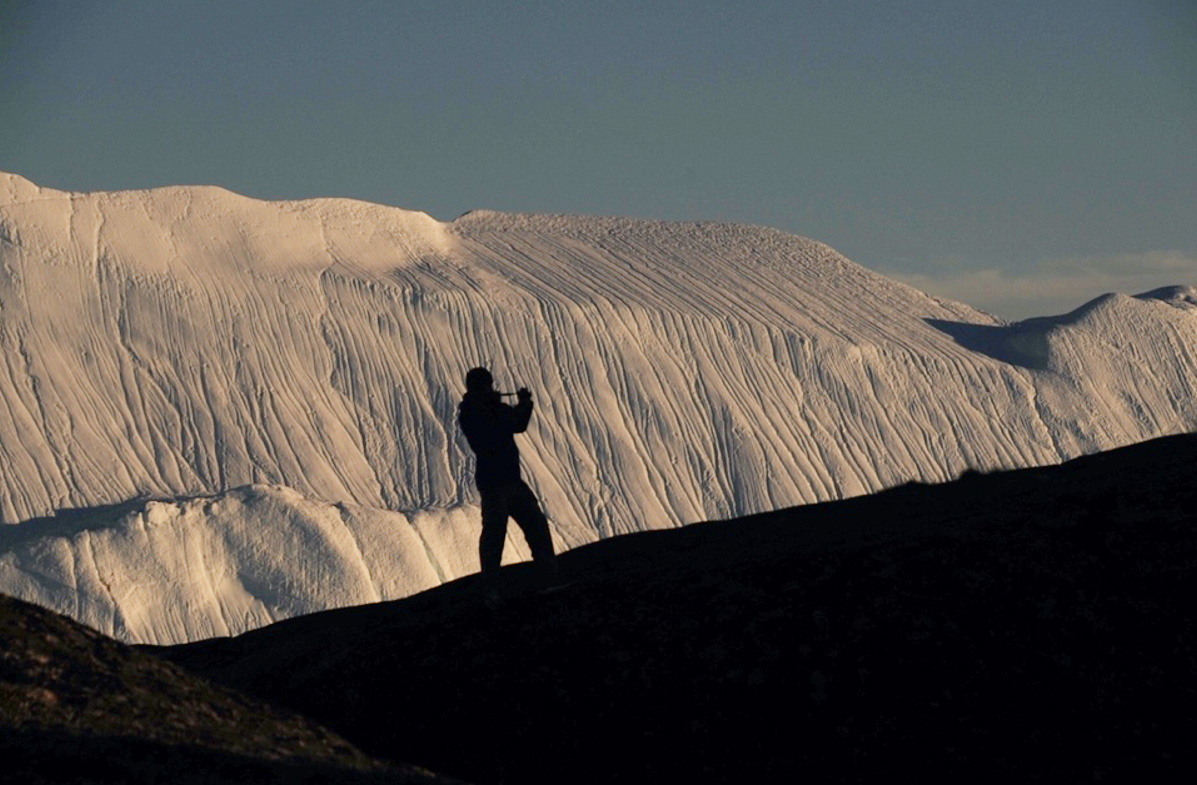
[458,367,557,583]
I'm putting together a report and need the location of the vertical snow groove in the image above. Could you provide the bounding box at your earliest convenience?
[332,503,383,603]
[405,513,448,585]
[81,531,124,639]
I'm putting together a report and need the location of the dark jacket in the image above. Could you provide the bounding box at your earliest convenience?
[458,390,533,490]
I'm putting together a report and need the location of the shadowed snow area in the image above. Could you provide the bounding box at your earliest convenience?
[0,487,488,644]
[1,172,1195,643]
[926,286,1197,371]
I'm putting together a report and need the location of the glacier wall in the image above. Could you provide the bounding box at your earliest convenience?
[1,172,1194,642]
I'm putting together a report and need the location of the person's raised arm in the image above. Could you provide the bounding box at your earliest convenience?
[512,387,533,433]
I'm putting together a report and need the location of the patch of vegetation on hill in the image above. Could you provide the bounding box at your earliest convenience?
[0,594,457,784]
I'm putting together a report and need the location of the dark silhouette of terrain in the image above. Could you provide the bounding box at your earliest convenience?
[159,433,1197,784]
[0,594,460,784]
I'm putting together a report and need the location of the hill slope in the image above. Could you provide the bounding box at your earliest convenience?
[1,172,1194,643]
[0,593,456,784]
[161,433,1197,784]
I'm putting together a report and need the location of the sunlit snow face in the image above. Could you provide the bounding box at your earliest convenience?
[3,178,1194,648]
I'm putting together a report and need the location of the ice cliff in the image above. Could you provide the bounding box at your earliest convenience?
[1,173,1193,642]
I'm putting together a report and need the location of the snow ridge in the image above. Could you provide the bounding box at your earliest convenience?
[1,174,1194,643]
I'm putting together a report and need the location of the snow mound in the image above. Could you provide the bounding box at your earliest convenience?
[0,485,498,643]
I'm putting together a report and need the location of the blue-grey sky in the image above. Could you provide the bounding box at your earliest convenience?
[2,0,1194,318]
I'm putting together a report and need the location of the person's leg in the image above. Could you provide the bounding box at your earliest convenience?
[478,487,511,575]
[510,481,558,577]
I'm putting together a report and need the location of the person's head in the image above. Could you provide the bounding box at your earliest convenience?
[465,367,494,394]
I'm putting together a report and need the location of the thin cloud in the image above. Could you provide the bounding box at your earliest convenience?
[886,252,1197,321]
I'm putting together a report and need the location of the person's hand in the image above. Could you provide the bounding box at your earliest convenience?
[517,387,532,403]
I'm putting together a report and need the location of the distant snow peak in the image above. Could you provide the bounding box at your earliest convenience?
[1,172,1194,643]
[1137,285,1197,309]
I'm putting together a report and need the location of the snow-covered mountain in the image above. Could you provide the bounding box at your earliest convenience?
[1,171,1194,643]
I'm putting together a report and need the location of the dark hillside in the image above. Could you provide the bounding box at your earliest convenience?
[162,434,1197,783]
[0,594,456,784]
